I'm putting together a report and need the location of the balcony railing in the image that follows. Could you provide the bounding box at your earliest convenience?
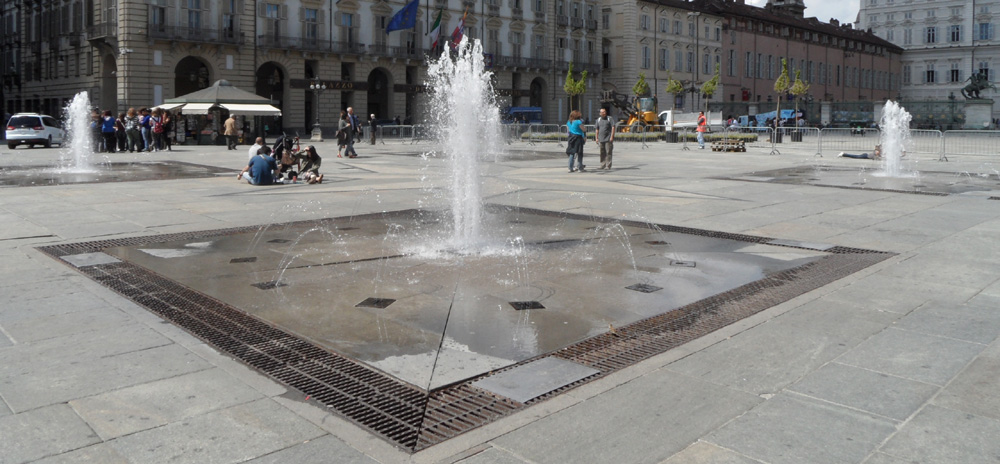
[586,19,598,31]
[571,17,584,29]
[331,40,366,55]
[526,57,551,69]
[151,25,243,45]
[512,8,523,20]
[86,22,117,40]
[487,4,500,16]
[434,0,447,7]
[534,12,545,22]
[556,16,569,27]
[369,43,390,56]
[391,44,426,60]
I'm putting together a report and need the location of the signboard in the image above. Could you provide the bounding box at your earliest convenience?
[289,79,369,91]
[394,84,431,94]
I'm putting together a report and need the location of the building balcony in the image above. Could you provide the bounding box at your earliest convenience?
[391,44,426,60]
[556,16,569,27]
[586,19,598,31]
[512,8,523,20]
[525,57,551,69]
[331,40,366,55]
[151,25,243,45]
[571,17,584,29]
[534,12,545,22]
[86,22,117,41]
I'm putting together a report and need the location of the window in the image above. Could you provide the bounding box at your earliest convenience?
[949,25,961,42]
[602,11,609,29]
[744,51,752,77]
[836,64,841,86]
[703,53,709,74]
[979,61,991,81]
[150,5,166,32]
[904,12,912,20]
[925,26,936,43]
[869,15,878,23]
[673,20,681,35]
[187,0,202,29]
[640,14,649,30]
[572,2,579,18]
[686,51,693,72]
[533,0,543,12]
[556,0,563,16]
[886,13,894,21]
[756,53,763,78]
[642,46,650,69]
[660,18,667,33]
[926,9,935,18]
[981,5,990,14]
[533,34,544,59]
[222,0,237,39]
[489,29,501,57]
[818,63,825,84]
[767,54,773,79]
[727,50,735,76]
[675,50,683,71]
[924,63,935,83]
[341,12,356,45]
[950,7,961,16]
[950,63,961,82]
[714,27,720,41]
[903,28,912,44]
[659,48,668,70]
[304,8,319,41]
[688,21,694,36]
[511,32,524,58]
[979,23,994,40]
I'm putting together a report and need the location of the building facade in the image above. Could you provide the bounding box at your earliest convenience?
[857,0,1000,115]
[1,0,604,131]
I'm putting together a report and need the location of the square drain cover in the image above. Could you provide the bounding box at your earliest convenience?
[251,281,287,290]
[472,357,599,403]
[766,239,836,251]
[670,260,696,267]
[509,301,545,310]
[267,239,291,244]
[646,240,670,245]
[626,283,663,293]
[356,297,396,309]
[230,257,258,263]
[61,252,121,268]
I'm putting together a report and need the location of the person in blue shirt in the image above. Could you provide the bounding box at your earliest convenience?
[100,110,117,153]
[238,148,280,185]
[566,110,586,172]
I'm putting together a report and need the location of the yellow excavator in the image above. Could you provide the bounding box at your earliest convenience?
[600,91,659,132]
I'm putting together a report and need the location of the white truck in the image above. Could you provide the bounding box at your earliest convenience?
[658,110,723,131]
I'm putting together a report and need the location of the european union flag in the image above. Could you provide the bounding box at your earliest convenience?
[386,0,419,33]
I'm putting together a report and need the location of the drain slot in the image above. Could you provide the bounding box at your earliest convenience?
[268,239,291,244]
[509,301,544,310]
[357,297,396,309]
[252,281,287,290]
[230,257,258,263]
[626,283,663,293]
[670,260,696,267]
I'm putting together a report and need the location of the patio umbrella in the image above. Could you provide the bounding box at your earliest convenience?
[160,79,281,116]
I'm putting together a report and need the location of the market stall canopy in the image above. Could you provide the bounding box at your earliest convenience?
[161,80,281,115]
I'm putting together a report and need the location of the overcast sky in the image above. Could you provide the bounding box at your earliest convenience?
[747,0,861,25]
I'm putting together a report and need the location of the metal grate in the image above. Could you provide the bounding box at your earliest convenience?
[625,283,663,293]
[251,281,286,290]
[356,297,396,309]
[36,205,894,453]
[509,301,545,310]
[670,260,696,267]
[230,257,258,263]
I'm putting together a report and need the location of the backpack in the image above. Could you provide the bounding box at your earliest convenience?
[152,117,164,134]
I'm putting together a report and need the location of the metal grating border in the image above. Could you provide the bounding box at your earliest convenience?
[37,205,893,453]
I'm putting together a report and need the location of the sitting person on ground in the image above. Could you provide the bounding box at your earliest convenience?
[238,147,279,185]
[248,137,264,160]
[838,144,882,160]
[292,145,324,184]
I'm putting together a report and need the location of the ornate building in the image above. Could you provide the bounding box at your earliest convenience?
[1,0,604,131]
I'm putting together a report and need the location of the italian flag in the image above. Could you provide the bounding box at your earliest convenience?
[429,9,443,49]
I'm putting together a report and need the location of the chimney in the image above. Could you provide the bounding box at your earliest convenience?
[830,18,839,26]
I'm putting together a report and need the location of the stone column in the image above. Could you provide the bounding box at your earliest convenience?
[963,99,994,129]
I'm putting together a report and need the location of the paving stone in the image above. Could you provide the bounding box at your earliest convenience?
[660,441,764,464]
[107,398,325,464]
[822,274,979,315]
[454,446,531,464]
[490,370,761,464]
[879,405,1000,464]
[70,368,265,440]
[879,253,1000,291]
[862,452,923,464]
[244,434,377,464]
[788,362,939,421]
[0,343,211,412]
[472,357,599,403]
[835,327,985,386]
[1,303,134,344]
[0,404,101,463]
[31,443,131,464]
[706,393,897,464]
[932,355,1000,422]
[893,299,1000,344]
[0,398,11,418]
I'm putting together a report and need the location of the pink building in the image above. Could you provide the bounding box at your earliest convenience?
[704,0,902,123]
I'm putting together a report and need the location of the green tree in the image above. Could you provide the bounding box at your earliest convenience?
[564,62,588,111]
[789,69,811,124]
[633,73,651,97]
[700,63,721,113]
[773,58,790,128]
[665,74,684,110]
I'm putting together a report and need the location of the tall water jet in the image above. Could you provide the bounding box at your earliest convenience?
[61,91,96,172]
[879,100,912,178]
[426,38,504,252]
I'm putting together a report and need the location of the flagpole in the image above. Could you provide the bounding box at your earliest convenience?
[425,0,428,32]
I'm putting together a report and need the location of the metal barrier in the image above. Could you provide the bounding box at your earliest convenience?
[908,129,944,160]
[819,128,880,156]
[377,125,417,143]
[775,127,821,156]
[525,124,566,145]
[941,130,1000,161]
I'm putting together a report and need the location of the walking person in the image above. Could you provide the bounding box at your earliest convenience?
[696,111,707,149]
[150,108,165,151]
[369,113,378,145]
[566,110,586,172]
[224,114,238,150]
[100,110,117,153]
[140,108,152,152]
[344,107,359,158]
[162,111,174,151]
[115,112,128,152]
[595,108,615,170]
[124,108,141,152]
[336,111,349,158]
[90,109,102,152]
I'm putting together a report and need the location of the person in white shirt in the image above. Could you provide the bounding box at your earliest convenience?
[248,137,264,160]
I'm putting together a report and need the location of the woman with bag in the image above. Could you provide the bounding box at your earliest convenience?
[336,110,349,158]
[566,110,586,172]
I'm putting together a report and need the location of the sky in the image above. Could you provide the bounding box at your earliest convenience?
[747,0,861,26]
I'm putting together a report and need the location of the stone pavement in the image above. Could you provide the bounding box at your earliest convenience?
[2,136,1000,463]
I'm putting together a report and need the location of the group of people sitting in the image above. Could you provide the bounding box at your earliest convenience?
[238,136,324,186]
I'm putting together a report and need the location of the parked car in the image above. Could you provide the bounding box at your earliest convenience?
[5,113,65,149]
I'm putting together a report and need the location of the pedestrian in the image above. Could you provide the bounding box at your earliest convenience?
[124,108,141,152]
[90,109,102,152]
[394,115,401,126]
[369,113,378,145]
[150,108,165,151]
[595,107,615,170]
[162,110,174,151]
[344,107,359,158]
[292,145,324,184]
[115,112,127,152]
[336,110,349,158]
[238,148,279,185]
[248,137,264,160]
[100,110,117,153]
[566,109,586,172]
[224,114,238,150]
[696,111,707,149]
[140,108,152,152]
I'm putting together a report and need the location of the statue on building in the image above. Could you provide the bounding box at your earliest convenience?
[961,72,997,99]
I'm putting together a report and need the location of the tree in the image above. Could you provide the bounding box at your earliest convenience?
[700,63,721,113]
[665,74,684,110]
[789,69,810,124]
[564,62,588,111]
[633,73,650,97]
[773,58,790,128]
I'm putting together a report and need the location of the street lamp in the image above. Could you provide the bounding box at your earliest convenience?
[309,77,327,142]
[687,11,701,111]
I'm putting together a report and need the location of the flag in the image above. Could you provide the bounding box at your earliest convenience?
[386,0,419,33]
[429,9,443,49]
[450,8,468,48]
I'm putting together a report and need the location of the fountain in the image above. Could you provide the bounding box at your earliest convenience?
[877,100,913,178]
[60,91,97,172]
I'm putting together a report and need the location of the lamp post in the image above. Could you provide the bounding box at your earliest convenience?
[687,11,701,111]
[309,77,326,141]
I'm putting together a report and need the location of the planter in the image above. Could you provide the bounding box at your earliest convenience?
[790,131,803,142]
[770,132,783,144]
[665,131,679,143]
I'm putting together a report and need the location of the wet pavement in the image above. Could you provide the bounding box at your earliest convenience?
[725,164,1000,195]
[0,161,234,187]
